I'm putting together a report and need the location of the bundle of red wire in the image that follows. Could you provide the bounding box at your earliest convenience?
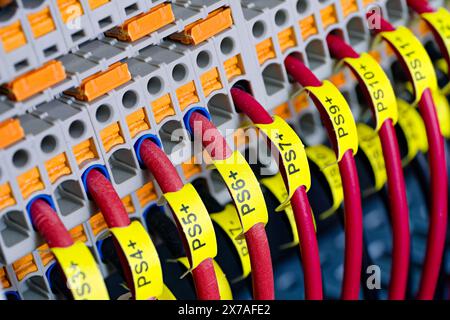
[138,138,221,300]
[284,55,363,300]
[231,87,323,300]
[367,10,448,300]
[188,111,275,300]
[326,34,410,300]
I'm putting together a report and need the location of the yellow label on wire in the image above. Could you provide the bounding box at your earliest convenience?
[178,257,233,300]
[422,8,450,63]
[255,116,311,211]
[52,241,109,300]
[397,99,429,165]
[306,145,343,220]
[357,123,387,192]
[379,26,438,103]
[260,173,314,249]
[405,81,450,138]
[210,204,251,281]
[305,80,358,161]
[433,89,450,139]
[159,285,176,300]
[164,183,217,270]
[110,221,163,300]
[344,53,398,131]
[212,150,268,235]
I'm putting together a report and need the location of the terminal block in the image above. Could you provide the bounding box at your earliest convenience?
[0,0,447,300]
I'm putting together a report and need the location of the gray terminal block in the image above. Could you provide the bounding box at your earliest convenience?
[0,2,39,84]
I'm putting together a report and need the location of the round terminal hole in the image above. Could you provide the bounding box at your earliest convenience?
[68,120,85,139]
[172,64,187,82]
[296,0,308,14]
[275,10,288,27]
[122,90,138,109]
[252,21,266,39]
[96,104,113,123]
[22,0,45,9]
[12,149,29,168]
[40,135,57,154]
[196,51,211,69]
[220,37,234,55]
[147,77,163,95]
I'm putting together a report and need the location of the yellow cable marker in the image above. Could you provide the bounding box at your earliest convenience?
[212,150,268,236]
[163,183,217,270]
[306,145,343,220]
[52,241,109,300]
[397,99,429,165]
[255,116,311,211]
[343,53,398,131]
[357,123,387,192]
[378,26,438,104]
[110,220,163,300]
[210,204,251,281]
[178,257,233,300]
[305,80,359,161]
[421,8,450,65]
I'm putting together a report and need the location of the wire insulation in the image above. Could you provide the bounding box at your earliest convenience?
[379,120,410,299]
[189,111,275,300]
[139,138,221,300]
[231,87,323,299]
[30,199,73,248]
[417,89,448,299]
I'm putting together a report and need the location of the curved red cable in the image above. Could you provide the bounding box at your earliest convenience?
[290,187,323,299]
[189,111,275,300]
[231,87,323,299]
[138,138,221,300]
[86,169,130,228]
[285,55,363,300]
[417,89,448,299]
[30,199,73,248]
[368,12,448,300]
[327,34,410,300]
[379,120,410,299]
[326,34,359,59]
[245,223,275,300]
[338,151,363,299]
[407,0,435,14]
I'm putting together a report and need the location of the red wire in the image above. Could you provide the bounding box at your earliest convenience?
[338,151,363,299]
[285,55,363,300]
[230,87,323,299]
[245,222,275,300]
[290,187,323,299]
[138,139,221,300]
[86,169,130,228]
[368,12,448,299]
[417,89,448,299]
[30,199,73,248]
[407,0,435,14]
[189,111,275,300]
[327,34,410,300]
[379,120,410,299]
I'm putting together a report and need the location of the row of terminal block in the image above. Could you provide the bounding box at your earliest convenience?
[0,0,445,298]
